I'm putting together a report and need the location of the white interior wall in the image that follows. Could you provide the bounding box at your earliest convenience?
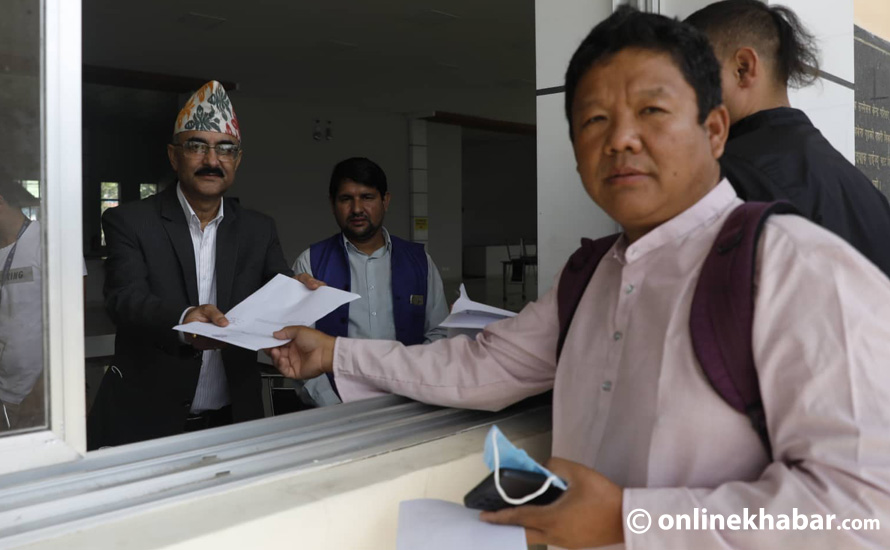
[426,122,463,282]
[535,0,617,295]
[659,0,715,19]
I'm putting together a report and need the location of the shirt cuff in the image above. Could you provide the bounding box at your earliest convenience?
[178,307,195,344]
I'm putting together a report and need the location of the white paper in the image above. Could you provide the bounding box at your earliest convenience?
[439,284,517,329]
[173,274,360,351]
[396,499,526,550]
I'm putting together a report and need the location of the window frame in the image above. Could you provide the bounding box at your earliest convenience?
[0,1,546,544]
[0,0,87,474]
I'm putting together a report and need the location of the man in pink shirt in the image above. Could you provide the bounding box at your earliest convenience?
[270,7,890,549]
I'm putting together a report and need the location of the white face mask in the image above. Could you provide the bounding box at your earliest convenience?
[483,425,567,505]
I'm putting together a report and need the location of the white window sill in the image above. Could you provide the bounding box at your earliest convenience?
[0,395,552,549]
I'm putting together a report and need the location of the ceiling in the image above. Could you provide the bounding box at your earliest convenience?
[82,0,536,122]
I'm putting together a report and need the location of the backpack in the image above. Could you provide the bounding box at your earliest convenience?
[556,201,797,457]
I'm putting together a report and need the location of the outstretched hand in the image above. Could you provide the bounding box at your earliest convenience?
[267,326,336,379]
[293,272,327,290]
[480,457,625,549]
[183,304,229,350]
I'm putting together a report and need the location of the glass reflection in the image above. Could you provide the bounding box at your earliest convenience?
[0,0,45,434]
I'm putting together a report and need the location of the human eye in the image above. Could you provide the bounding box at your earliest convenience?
[582,114,606,127]
[641,106,667,115]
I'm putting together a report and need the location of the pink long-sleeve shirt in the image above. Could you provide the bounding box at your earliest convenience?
[334,180,890,549]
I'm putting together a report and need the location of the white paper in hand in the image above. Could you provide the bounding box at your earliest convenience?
[439,284,517,329]
[396,499,525,550]
[173,274,360,351]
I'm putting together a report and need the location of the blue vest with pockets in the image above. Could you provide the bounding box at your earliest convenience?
[310,233,429,346]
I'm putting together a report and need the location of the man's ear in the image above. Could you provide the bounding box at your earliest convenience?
[382,191,391,212]
[731,47,760,88]
[705,104,731,160]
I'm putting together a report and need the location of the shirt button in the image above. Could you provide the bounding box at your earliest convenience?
[625,284,634,295]
[369,285,375,290]
[613,331,623,341]
[371,312,377,316]
[602,380,613,392]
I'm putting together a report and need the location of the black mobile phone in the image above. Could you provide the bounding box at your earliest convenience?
[464,468,565,512]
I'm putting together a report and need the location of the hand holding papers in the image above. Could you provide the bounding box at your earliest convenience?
[173,274,359,351]
[439,284,517,330]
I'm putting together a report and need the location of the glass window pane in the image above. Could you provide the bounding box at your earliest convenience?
[0,0,45,435]
[139,183,158,200]
[100,182,119,200]
[20,180,40,200]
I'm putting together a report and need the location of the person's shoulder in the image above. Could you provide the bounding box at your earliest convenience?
[389,233,424,251]
[103,191,162,222]
[293,247,312,273]
[757,213,890,304]
[760,214,869,267]
[230,201,273,225]
[308,233,341,250]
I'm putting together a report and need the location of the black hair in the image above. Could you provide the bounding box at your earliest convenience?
[328,157,388,200]
[685,0,819,88]
[564,6,723,139]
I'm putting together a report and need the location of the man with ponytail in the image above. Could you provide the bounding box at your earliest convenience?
[687,0,890,276]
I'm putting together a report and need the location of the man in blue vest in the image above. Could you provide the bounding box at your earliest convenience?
[293,157,449,404]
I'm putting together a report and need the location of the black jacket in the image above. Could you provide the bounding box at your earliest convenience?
[721,107,890,277]
[88,185,292,448]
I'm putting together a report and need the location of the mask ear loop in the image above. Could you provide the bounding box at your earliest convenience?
[491,428,559,505]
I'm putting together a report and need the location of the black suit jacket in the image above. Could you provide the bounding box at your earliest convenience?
[88,185,292,448]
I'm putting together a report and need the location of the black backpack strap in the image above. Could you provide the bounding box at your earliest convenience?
[556,234,621,361]
[690,201,798,458]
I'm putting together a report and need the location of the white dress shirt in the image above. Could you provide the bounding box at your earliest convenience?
[176,184,229,413]
[331,180,890,549]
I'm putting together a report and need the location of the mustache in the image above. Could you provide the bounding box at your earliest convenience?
[195,167,225,177]
[349,214,368,221]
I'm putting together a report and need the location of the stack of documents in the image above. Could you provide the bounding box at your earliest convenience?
[439,284,517,330]
[173,274,360,350]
